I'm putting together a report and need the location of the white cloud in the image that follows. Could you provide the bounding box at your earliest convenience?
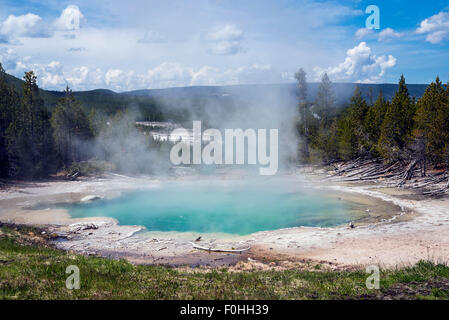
[205,24,245,55]
[356,27,402,42]
[47,61,61,70]
[0,6,84,44]
[0,13,51,39]
[65,66,89,87]
[206,24,243,42]
[190,66,221,86]
[355,28,374,40]
[104,69,135,90]
[41,61,65,87]
[54,5,84,31]
[145,62,191,82]
[416,11,449,43]
[208,41,244,55]
[378,28,401,41]
[0,50,289,90]
[0,1,390,90]
[0,48,28,75]
[41,71,65,87]
[105,69,123,84]
[314,42,396,83]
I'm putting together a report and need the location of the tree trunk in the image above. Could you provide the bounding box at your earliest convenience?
[398,159,417,186]
[421,159,426,177]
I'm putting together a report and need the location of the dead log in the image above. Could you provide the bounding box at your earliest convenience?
[397,159,418,187]
[189,242,250,253]
[411,175,448,189]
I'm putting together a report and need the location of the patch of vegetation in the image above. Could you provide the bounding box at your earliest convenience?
[1,225,448,300]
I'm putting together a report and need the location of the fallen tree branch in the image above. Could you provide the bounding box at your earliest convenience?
[398,159,418,187]
[189,242,250,253]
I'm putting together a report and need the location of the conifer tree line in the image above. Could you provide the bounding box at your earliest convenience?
[296,68,449,174]
[0,64,94,178]
[1,62,449,179]
[0,63,173,179]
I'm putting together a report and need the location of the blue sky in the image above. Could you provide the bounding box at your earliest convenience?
[0,0,448,91]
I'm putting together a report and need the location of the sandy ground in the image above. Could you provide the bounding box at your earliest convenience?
[1,173,448,270]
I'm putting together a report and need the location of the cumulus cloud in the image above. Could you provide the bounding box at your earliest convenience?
[137,62,282,88]
[314,42,396,83]
[19,60,283,91]
[0,13,51,39]
[144,62,192,86]
[0,5,84,44]
[105,69,136,90]
[189,66,220,86]
[416,11,449,43]
[208,41,244,55]
[41,61,65,87]
[205,24,245,55]
[378,28,401,41]
[206,24,243,41]
[65,66,89,87]
[355,28,374,40]
[0,48,29,75]
[0,49,65,88]
[54,5,84,31]
[356,27,402,42]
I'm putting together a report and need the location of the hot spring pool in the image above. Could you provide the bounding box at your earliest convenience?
[62,179,364,235]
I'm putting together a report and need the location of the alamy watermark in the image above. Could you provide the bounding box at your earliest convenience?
[62,5,82,30]
[169,121,279,175]
[365,5,380,30]
[66,265,80,290]
[366,265,380,289]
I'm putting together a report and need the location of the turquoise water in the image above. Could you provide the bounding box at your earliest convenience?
[64,180,357,235]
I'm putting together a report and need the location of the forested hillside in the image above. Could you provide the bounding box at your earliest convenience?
[296,68,449,181]
[4,71,428,117]
[0,63,444,180]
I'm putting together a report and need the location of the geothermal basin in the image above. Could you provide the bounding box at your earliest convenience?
[60,177,375,236]
[3,174,427,268]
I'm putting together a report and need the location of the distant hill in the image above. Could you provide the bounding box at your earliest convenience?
[124,82,428,104]
[4,72,429,120]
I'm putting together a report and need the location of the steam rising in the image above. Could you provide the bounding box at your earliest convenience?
[85,84,299,175]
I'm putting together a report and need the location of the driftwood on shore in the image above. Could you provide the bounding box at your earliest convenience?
[189,242,250,253]
[327,157,449,196]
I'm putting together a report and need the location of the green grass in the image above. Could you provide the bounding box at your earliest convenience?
[1,225,449,300]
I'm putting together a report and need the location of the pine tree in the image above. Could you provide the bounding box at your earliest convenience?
[336,113,357,160]
[413,76,449,166]
[295,68,310,160]
[336,86,369,159]
[378,75,415,160]
[6,71,54,178]
[51,87,93,167]
[0,63,19,177]
[314,73,335,127]
[365,90,388,155]
[87,108,105,137]
[307,73,337,162]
